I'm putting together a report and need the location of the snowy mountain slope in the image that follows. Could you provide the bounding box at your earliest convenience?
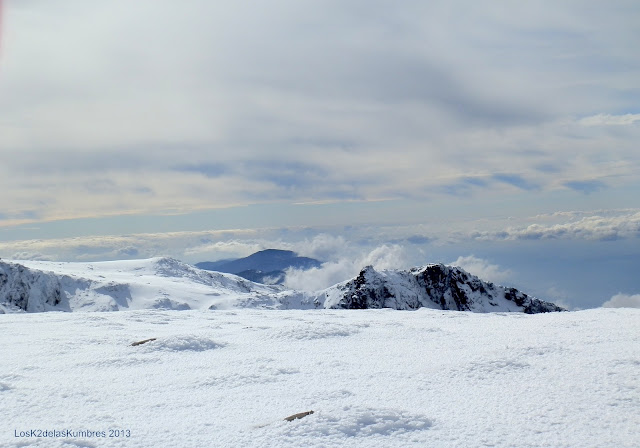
[0,258,563,313]
[0,261,66,313]
[0,258,296,313]
[315,264,564,313]
[1,308,638,447]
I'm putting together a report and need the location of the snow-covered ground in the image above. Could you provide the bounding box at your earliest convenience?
[1,308,638,447]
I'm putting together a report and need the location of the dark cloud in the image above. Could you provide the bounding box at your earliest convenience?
[535,163,563,173]
[243,160,329,190]
[173,164,230,179]
[492,174,539,191]
[14,144,213,174]
[235,159,330,191]
[564,180,606,194]
[83,179,118,194]
[0,210,41,221]
[438,177,489,197]
[406,235,431,245]
[286,137,358,151]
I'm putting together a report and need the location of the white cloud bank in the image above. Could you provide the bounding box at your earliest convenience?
[3,209,640,264]
[450,255,512,284]
[284,244,408,292]
[1,229,266,263]
[472,210,640,242]
[580,113,640,126]
[601,293,640,309]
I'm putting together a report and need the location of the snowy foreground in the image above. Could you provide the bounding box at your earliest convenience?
[1,308,638,448]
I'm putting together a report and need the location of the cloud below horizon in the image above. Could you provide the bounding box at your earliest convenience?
[470,210,640,242]
[284,244,409,292]
[450,255,512,284]
[601,293,640,309]
[2,221,640,310]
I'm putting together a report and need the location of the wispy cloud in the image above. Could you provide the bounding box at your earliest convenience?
[602,293,640,308]
[3,208,640,263]
[450,255,512,284]
[0,1,639,226]
[564,180,606,194]
[406,235,432,245]
[580,114,640,126]
[1,229,265,262]
[284,244,409,291]
[472,210,640,242]
[492,174,539,191]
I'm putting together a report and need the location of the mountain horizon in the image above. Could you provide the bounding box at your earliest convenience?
[196,249,323,285]
[1,257,563,314]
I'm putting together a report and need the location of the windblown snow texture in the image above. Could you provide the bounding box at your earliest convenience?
[1,308,638,447]
[320,264,564,313]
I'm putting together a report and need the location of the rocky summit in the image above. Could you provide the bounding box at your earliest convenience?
[320,264,564,313]
[1,258,564,314]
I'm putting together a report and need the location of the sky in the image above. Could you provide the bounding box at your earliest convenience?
[0,0,639,309]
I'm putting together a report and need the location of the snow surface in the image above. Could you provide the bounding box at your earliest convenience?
[0,258,302,312]
[1,308,638,447]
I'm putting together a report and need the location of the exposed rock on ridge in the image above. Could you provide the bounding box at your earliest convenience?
[322,264,564,313]
[0,258,564,314]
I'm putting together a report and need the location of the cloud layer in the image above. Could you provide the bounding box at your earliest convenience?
[602,293,640,309]
[2,219,640,310]
[470,210,640,242]
[450,255,512,284]
[284,243,409,291]
[1,1,639,224]
[2,208,640,264]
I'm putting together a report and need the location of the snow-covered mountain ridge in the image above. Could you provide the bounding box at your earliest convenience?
[0,258,564,313]
[319,264,564,313]
[0,258,291,313]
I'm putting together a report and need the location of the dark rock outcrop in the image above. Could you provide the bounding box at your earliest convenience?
[325,264,564,314]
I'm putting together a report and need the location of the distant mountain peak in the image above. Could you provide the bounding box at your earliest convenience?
[1,258,564,314]
[196,249,322,284]
[253,249,296,256]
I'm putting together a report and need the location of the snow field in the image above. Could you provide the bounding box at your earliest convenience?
[1,308,638,447]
